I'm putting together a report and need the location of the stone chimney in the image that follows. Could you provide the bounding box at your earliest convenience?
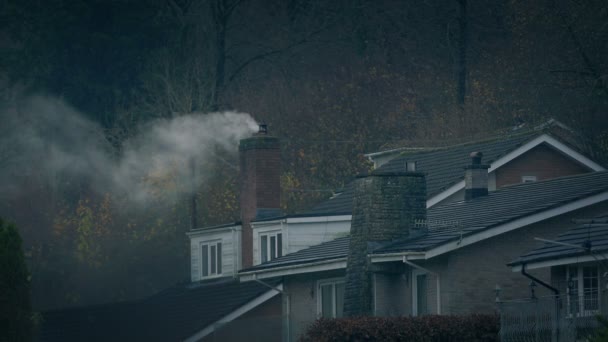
[464,151,489,200]
[343,170,426,317]
[239,123,281,268]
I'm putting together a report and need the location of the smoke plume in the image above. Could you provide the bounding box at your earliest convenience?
[0,96,258,205]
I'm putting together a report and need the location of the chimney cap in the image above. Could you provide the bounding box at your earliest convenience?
[470,151,483,165]
[258,122,268,135]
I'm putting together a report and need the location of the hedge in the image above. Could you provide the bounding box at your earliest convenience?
[300,314,499,342]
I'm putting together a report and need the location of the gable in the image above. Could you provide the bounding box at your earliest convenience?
[495,143,592,188]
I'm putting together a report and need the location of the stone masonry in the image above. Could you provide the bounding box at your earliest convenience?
[343,171,426,317]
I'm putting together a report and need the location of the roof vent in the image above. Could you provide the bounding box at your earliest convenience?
[258,122,268,135]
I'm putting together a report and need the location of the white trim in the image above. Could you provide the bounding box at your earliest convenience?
[253,215,352,226]
[512,254,608,271]
[403,257,441,314]
[370,252,425,263]
[240,259,347,281]
[411,269,427,316]
[187,225,241,236]
[425,191,608,260]
[426,134,605,208]
[316,277,345,318]
[183,284,283,342]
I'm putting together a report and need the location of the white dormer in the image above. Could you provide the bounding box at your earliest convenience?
[187,224,241,282]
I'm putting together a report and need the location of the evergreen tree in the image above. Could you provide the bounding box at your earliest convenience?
[0,218,32,342]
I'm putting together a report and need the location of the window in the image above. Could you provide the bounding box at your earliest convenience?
[260,232,282,263]
[412,270,428,316]
[201,241,222,278]
[522,175,537,183]
[567,265,599,316]
[318,279,345,318]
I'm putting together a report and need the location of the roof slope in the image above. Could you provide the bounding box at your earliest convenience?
[241,172,608,273]
[242,236,350,273]
[309,130,542,215]
[377,171,608,254]
[38,278,279,342]
[509,214,608,266]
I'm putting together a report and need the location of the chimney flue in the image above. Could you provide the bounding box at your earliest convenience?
[239,124,280,268]
[465,151,489,200]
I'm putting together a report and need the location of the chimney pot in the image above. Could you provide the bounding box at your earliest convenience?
[465,151,489,200]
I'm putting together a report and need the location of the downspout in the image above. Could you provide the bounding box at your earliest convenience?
[520,264,560,342]
[403,256,441,314]
[521,264,559,296]
[253,275,290,342]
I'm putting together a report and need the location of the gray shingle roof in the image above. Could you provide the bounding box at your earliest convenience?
[509,215,608,267]
[39,277,280,341]
[376,171,608,254]
[241,236,350,273]
[308,130,543,215]
[241,172,608,273]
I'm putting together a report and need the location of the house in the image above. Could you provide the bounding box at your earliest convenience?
[239,167,608,340]
[503,214,608,341]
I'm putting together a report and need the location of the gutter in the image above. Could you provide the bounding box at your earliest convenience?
[402,256,441,314]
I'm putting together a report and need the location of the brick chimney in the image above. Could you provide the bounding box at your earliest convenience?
[343,170,426,317]
[464,151,489,200]
[239,123,281,268]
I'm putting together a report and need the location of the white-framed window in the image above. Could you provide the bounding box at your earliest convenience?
[201,240,222,278]
[522,175,537,183]
[567,265,599,317]
[412,269,428,316]
[317,278,345,318]
[260,231,282,263]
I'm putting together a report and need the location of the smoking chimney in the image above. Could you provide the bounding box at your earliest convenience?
[239,123,281,268]
[464,151,489,200]
[343,170,426,317]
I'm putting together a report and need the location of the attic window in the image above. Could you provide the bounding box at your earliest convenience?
[260,231,282,263]
[522,175,537,183]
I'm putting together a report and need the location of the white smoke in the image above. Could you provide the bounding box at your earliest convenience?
[0,96,258,204]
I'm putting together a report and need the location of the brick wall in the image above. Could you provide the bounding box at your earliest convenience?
[239,135,280,268]
[495,144,590,188]
[441,201,608,315]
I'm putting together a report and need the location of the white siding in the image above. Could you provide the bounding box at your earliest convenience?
[189,226,241,281]
[287,219,350,254]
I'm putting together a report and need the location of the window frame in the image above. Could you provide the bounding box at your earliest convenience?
[566,265,600,317]
[317,278,345,319]
[200,240,222,279]
[259,230,283,263]
[412,269,428,316]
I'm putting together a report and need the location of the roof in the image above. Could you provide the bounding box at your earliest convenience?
[309,130,547,215]
[38,277,280,342]
[509,214,608,267]
[242,236,351,273]
[376,171,608,254]
[240,172,608,275]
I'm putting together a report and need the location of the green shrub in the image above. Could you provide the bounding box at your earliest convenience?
[300,314,499,342]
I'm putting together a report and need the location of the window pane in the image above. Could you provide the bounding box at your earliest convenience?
[335,282,345,318]
[417,274,427,315]
[210,245,216,274]
[217,243,222,274]
[202,245,209,277]
[583,267,598,311]
[270,236,276,260]
[321,284,333,318]
[277,233,283,258]
[261,235,268,263]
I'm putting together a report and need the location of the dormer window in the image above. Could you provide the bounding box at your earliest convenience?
[201,241,222,277]
[260,231,282,263]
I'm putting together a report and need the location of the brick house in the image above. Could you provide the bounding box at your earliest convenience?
[502,214,608,340]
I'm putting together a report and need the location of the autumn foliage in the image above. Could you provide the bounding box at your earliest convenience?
[300,314,500,342]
